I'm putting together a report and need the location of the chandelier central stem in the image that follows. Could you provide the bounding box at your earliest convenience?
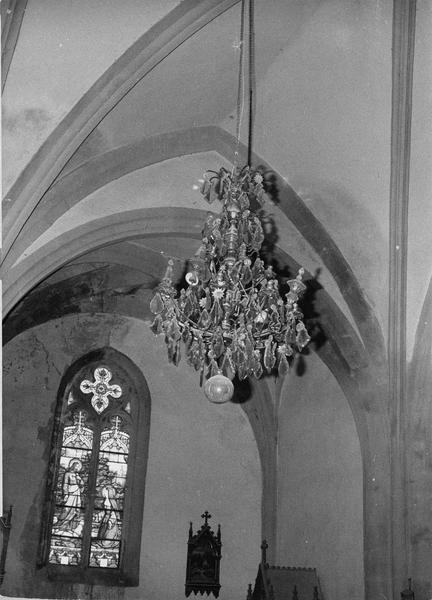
[247,0,255,167]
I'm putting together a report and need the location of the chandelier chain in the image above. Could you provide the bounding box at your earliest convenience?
[247,0,255,167]
[233,0,247,175]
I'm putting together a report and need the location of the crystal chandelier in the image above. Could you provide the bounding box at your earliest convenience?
[149,0,310,403]
[150,165,310,402]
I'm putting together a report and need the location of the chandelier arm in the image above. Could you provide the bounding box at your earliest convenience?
[173,309,217,340]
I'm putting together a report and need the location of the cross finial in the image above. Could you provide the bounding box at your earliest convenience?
[261,539,268,565]
[201,511,212,525]
[73,410,86,429]
[111,415,122,430]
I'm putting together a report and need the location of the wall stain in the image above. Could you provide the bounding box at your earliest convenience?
[411,526,432,545]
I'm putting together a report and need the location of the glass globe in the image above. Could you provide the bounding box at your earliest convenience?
[204,372,234,404]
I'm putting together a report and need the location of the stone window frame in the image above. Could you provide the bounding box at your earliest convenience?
[37,347,151,587]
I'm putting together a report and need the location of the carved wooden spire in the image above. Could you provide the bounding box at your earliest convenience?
[185,512,222,598]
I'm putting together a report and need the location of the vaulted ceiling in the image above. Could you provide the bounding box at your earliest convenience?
[2,0,432,362]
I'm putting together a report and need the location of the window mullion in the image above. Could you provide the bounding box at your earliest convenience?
[82,425,101,567]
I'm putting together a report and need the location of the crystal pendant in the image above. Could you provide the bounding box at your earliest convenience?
[198,308,211,329]
[212,329,225,358]
[221,350,235,380]
[277,347,290,377]
[188,340,200,370]
[169,318,181,341]
[286,291,298,304]
[182,325,191,345]
[285,344,294,357]
[296,323,311,349]
[183,294,194,317]
[288,274,306,295]
[252,351,263,378]
[208,357,220,378]
[150,292,164,315]
[284,325,296,346]
[205,290,212,310]
[150,314,163,335]
[263,337,276,373]
[242,260,252,285]
[238,359,248,381]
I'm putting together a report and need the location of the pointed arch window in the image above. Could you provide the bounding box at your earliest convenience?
[39,349,150,586]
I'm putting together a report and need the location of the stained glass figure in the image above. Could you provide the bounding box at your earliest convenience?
[89,415,129,568]
[49,410,93,565]
[80,367,122,414]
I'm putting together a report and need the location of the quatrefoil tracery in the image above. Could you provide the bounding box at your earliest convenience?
[80,367,122,414]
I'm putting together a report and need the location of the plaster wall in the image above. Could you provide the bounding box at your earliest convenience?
[276,351,364,600]
[2,315,261,599]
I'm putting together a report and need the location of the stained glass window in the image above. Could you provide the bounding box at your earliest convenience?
[40,349,150,586]
[46,364,131,571]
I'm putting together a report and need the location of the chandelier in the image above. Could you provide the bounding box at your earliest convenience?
[150,165,310,402]
[149,0,310,403]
